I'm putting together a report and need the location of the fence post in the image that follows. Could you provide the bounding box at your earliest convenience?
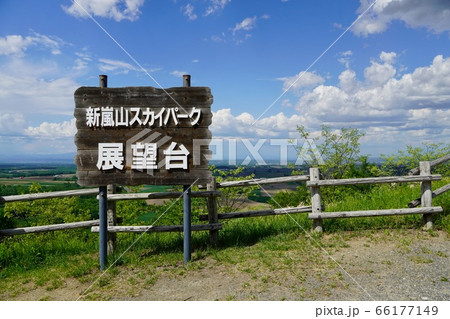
[420,161,433,230]
[98,186,108,270]
[206,177,218,246]
[107,185,116,255]
[310,167,323,233]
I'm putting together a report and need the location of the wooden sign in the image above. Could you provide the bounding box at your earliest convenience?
[74,86,213,186]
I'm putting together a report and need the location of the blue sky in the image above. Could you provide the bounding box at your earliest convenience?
[0,0,449,162]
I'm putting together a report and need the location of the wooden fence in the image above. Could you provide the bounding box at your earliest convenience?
[0,158,448,249]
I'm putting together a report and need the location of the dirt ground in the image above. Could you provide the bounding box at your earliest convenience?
[5,229,449,301]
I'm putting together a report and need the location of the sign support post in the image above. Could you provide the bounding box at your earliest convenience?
[99,185,108,270]
[183,74,192,263]
[74,74,213,267]
[98,74,108,270]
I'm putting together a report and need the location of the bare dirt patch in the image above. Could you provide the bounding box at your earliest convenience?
[2,229,449,301]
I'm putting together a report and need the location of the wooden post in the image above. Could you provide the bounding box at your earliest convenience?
[420,161,433,230]
[310,167,323,233]
[98,186,108,270]
[99,75,117,256]
[183,74,192,263]
[107,185,117,255]
[206,177,218,246]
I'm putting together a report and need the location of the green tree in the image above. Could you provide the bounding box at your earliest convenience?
[296,125,377,179]
[3,183,91,226]
[211,165,257,213]
[381,143,449,176]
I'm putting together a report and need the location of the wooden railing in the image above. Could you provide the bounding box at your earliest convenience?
[306,160,446,232]
[1,158,448,248]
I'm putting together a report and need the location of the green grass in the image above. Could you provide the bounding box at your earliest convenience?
[0,178,448,299]
[322,178,450,232]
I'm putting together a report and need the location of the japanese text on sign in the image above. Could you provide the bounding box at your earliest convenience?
[86,107,201,128]
[96,142,190,171]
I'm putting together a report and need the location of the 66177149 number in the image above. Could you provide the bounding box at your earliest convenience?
[375,305,438,316]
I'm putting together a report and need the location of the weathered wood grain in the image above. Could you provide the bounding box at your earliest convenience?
[0,220,100,236]
[74,86,213,186]
[309,167,323,233]
[306,175,441,187]
[91,223,222,233]
[75,86,213,107]
[199,206,312,221]
[104,190,221,201]
[308,207,443,219]
[0,188,98,203]
[76,169,212,186]
[198,175,310,189]
[420,161,434,230]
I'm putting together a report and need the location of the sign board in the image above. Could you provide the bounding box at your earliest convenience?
[74,86,213,186]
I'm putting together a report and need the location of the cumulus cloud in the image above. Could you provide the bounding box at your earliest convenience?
[364,52,397,87]
[353,0,450,37]
[25,119,76,138]
[291,53,450,149]
[210,108,304,138]
[211,53,450,150]
[0,33,63,56]
[62,0,145,22]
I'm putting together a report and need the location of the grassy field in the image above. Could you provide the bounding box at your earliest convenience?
[0,175,448,300]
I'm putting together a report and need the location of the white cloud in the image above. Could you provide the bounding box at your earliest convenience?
[62,0,145,22]
[380,51,397,64]
[204,0,230,16]
[278,71,325,94]
[232,16,257,34]
[98,58,140,74]
[338,69,359,93]
[364,52,397,87]
[0,113,26,135]
[0,71,79,116]
[0,33,62,56]
[183,3,197,21]
[353,0,450,37]
[170,70,188,78]
[25,119,76,138]
[292,53,450,146]
[338,50,353,68]
[211,108,304,138]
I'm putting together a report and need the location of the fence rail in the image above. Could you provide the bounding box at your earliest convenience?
[91,223,222,233]
[408,154,450,176]
[0,220,100,236]
[306,175,441,187]
[408,183,450,208]
[0,188,98,203]
[199,206,312,221]
[308,207,442,220]
[104,190,221,201]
